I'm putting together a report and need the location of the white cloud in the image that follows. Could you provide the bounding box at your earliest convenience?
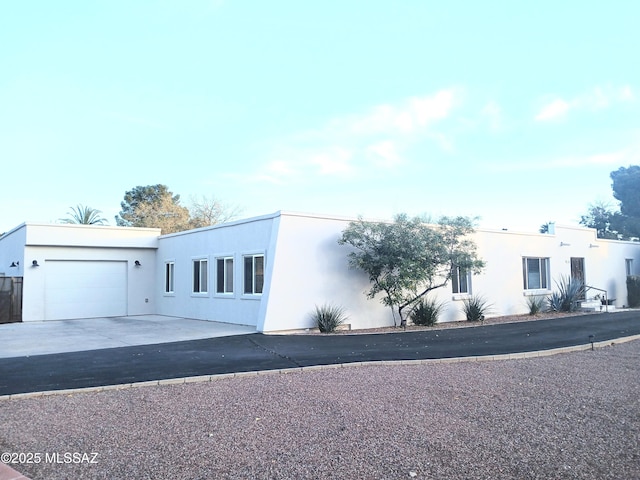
[481,101,503,131]
[535,98,571,121]
[366,140,402,168]
[619,85,635,101]
[267,160,295,176]
[489,146,635,173]
[249,88,463,185]
[327,88,461,137]
[310,147,353,175]
[535,85,636,122]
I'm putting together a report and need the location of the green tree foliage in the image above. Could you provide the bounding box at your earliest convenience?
[115,184,190,234]
[116,185,241,234]
[627,275,640,308]
[581,166,640,239]
[579,201,623,239]
[60,205,108,225]
[338,214,485,327]
[611,166,640,237]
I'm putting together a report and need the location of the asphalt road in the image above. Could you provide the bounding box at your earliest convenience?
[1,312,639,396]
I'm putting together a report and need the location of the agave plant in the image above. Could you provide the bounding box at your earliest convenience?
[526,295,546,315]
[462,295,492,322]
[410,297,445,326]
[311,304,348,333]
[547,275,585,312]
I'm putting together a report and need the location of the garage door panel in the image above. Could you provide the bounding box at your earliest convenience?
[45,261,127,320]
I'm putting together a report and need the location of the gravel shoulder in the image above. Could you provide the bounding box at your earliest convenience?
[307,310,600,334]
[1,338,639,480]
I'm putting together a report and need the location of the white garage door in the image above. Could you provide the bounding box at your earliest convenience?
[44,260,128,320]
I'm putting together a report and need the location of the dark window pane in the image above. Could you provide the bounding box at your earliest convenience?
[255,256,264,294]
[193,261,201,292]
[217,259,224,293]
[244,257,253,294]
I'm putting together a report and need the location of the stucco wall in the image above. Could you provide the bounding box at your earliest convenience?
[0,224,27,277]
[1,223,160,322]
[261,215,640,329]
[3,214,639,329]
[259,213,395,332]
[155,214,276,326]
[429,225,640,322]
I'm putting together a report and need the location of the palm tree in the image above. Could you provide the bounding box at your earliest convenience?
[60,205,108,225]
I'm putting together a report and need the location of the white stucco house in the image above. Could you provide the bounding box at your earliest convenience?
[1,211,639,331]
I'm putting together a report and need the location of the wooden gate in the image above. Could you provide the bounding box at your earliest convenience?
[0,277,23,324]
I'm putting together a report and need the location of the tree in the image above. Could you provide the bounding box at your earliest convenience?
[611,165,640,237]
[60,205,108,225]
[115,184,190,234]
[579,201,621,239]
[188,195,243,229]
[338,214,485,327]
[611,166,640,217]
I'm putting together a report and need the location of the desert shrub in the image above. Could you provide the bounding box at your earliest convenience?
[526,295,546,315]
[547,292,564,312]
[311,304,348,333]
[410,297,445,326]
[628,275,640,308]
[462,295,492,322]
[547,275,585,312]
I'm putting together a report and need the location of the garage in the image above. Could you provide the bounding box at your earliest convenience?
[44,260,128,321]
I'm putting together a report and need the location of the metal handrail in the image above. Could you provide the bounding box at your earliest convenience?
[584,285,608,313]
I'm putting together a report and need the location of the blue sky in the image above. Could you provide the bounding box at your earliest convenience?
[1,1,638,233]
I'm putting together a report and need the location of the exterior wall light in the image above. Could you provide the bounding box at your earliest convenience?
[560,242,571,246]
[134,260,142,267]
[10,261,19,267]
[32,260,40,267]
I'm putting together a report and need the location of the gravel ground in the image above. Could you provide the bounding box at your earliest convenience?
[323,311,598,335]
[1,340,639,480]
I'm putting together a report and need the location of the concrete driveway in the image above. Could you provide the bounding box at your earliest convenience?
[0,315,256,358]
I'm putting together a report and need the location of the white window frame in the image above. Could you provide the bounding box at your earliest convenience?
[451,266,472,297]
[192,258,209,294]
[626,258,634,276]
[243,254,264,295]
[216,256,234,295]
[164,261,175,294]
[523,257,550,291]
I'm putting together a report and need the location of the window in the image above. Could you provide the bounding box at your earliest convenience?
[216,257,234,294]
[523,257,550,290]
[244,254,264,294]
[165,262,175,293]
[626,259,634,276]
[193,259,208,294]
[452,267,471,294]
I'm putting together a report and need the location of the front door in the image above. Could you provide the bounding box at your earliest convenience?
[570,257,586,299]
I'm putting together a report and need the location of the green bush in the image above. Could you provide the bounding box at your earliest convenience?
[526,295,546,315]
[311,304,348,333]
[462,295,492,322]
[628,275,640,308]
[410,297,445,326]
[547,275,585,312]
